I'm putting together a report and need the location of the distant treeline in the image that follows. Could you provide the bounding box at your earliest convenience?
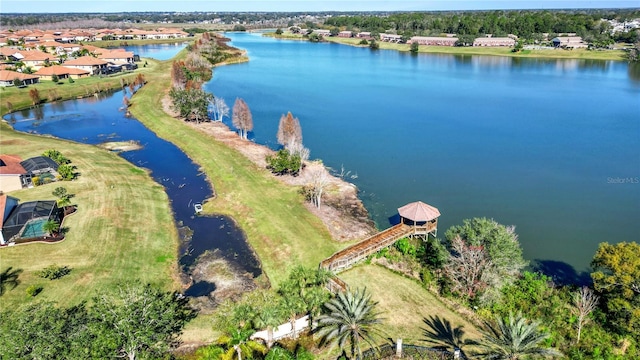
[325,9,640,42]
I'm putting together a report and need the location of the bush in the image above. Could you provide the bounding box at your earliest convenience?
[266,149,302,176]
[26,285,43,297]
[359,39,369,45]
[57,164,76,180]
[32,176,41,186]
[68,77,74,83]
[37,265,71,280]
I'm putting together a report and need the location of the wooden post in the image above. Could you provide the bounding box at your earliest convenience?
[396,338,403,358]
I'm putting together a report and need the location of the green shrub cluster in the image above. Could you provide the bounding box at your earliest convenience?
[266,149,302,176]
[37,265,71,280]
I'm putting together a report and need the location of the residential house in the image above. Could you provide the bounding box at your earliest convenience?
[0,155,28,192]
[409,36,458,46]
[0,70,40,87]
[552,36,588,49]
[338,31,353,38]
[63,55,108,75]
[34,65,90,80]
[380,33,403,43]
[356,32,373,40]
[312,29,331,37]
[97,50,135,64]
[20,50,52,70]
[0,194,20,245]
[473,37,516,47]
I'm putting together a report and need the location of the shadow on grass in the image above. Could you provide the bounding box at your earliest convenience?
[0,266,23,296]
[422,315,475,359]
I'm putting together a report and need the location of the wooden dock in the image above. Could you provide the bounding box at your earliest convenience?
[321,201,440,293]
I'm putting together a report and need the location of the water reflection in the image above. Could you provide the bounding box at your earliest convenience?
[629,62,640,83]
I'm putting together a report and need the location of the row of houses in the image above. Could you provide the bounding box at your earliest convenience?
[0,44,138,86]
[0,27,189,46]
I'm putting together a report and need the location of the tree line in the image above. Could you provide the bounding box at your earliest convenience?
[325,9,640,44]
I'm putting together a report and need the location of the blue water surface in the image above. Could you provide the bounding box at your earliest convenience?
[206,33,640,280]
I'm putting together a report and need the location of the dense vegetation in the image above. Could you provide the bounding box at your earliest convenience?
[325,10,640,43]
[373,219,640,359]
[0,283,195,359]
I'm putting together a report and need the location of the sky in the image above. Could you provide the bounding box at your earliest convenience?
[1,0,638,13]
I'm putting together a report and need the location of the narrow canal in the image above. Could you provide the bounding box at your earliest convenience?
[7,88,261,297]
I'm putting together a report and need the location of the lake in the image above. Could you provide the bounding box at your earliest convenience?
[206,32,640,281]
[120,42,187,60]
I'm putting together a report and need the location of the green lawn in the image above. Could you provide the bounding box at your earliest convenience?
[0,123,178,308]
[340,265,481,350]
[128,55,345,288]
[0,58,161,115]
[325,37,627,61]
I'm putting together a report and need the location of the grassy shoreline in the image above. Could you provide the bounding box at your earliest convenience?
[0,122,179,307]
[267,33,627,61]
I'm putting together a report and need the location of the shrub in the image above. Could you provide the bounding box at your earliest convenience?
[359,39,369,45]
[37,265,71,280]
[26,285,43,297]
[32,176,41,186]
[51,74,59,83]
[266,149,302,176]
[57,164,76,180]
[68,77,74,83]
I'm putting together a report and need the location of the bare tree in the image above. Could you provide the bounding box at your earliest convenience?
[444,236,492,300]
[573,286,599,344]
[287,140,310,163]
[29,88,40,106]
[171,61,187,90]
[208,97,229,122]
[277,112,302,147]
[308,168,330,208]
[232,98,253,139]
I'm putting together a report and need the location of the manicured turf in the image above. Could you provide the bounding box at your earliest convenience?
[340,265,481,349]
[0,123,178,307]
[128,51,345,287]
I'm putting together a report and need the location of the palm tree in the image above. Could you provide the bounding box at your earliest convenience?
[42,220,60,237]
[475,313,562,360]
[314,288,385,360]
[216,326,267,360]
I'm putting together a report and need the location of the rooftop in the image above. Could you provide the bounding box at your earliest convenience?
[398,201,441,222]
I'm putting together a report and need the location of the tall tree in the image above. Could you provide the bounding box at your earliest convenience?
[232,98,253,139]
[476,313,562,359]
[90,283,196,360]
[308,168,330,209]
[444,235,492,300]
[42,220,60,236]
[209,96,229,122]
[572,286,598,344]
[444,218,527,303]
[591,241,640,336]
[277,112,303,148]
[315,288,385,359]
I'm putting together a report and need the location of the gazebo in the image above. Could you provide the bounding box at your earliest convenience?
[397,201,440,238]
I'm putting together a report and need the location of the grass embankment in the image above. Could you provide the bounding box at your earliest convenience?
[128,51,342,287]
[0,123,178,308]
[0,58,160,114]
[325,36,627,61]
[340,266,480,348]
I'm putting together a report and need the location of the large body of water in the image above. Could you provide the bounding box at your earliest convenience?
[206,33,640,280]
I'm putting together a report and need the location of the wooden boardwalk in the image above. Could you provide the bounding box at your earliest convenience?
[321,223,415,273]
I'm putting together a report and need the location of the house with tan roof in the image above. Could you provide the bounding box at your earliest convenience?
[0,70,40,87]
[34,65,90,81]
[20,50,52,70]
[0,155,28,192]
[97,50,135,64]
[63,55,108,75]
[552,36,588,49]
